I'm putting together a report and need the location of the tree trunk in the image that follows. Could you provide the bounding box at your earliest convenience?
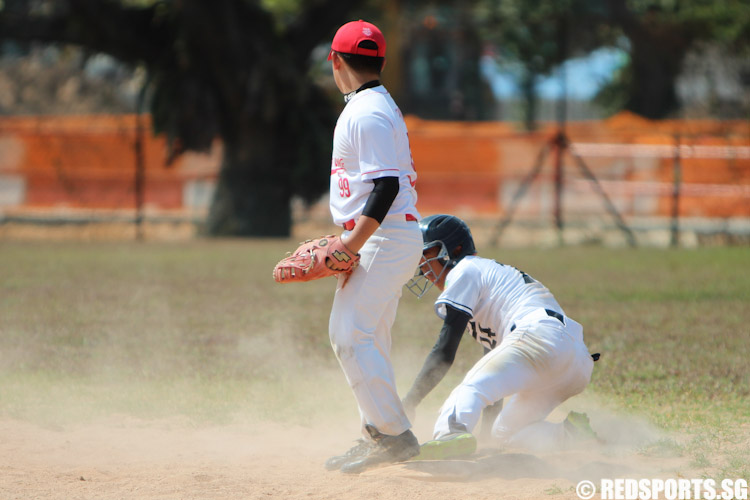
[205,140,291,237]
[521,71,538,131]
[626,34,686,119]
[607,2,694,119]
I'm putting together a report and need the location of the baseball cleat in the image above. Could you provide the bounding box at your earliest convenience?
[564,411,603,443]
[339,426,420,474]
[325,439,374,471]
[413,432,477,460]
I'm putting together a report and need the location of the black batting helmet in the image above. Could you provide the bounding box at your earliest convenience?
[405,214,476,298]
[419,214,476,268]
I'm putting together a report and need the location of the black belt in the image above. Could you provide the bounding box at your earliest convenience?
[508,310,601,362]
[509,309,565,333]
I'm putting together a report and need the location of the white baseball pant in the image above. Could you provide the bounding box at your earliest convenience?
[329,215,422,439]
[433,311,594,450]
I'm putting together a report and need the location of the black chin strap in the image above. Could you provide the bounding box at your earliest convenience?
[344,80,381,102]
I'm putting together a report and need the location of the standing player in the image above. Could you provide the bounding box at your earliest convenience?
[403,215,598,459]
[322,20,423,474]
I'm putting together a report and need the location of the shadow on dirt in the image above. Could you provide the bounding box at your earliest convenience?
[399,452,636,482]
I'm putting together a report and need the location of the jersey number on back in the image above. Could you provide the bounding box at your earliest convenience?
[469,321,497,349]
[497,260,538,285]
[338,177,351,197]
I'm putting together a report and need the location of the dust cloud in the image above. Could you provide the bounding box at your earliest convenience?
[0,355,699,500]
[2,311,697,500]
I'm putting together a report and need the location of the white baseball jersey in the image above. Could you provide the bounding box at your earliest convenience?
[329,85,419,225]
[430,255,594,447]
[434,255,564,350]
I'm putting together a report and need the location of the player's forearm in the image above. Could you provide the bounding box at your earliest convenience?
[404,307,469,407]
[403,350,453,408]
[341,215,379,254]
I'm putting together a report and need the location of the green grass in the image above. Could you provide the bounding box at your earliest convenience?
[1,241,748,478]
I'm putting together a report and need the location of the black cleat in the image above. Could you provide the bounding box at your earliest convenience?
[325,439,375,471]
[339,425,420,474]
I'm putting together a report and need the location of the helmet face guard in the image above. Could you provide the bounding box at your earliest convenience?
[405,214,476,299]
[405,242,451,298]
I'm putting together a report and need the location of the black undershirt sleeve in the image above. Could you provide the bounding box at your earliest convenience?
[361,176,399,224]
[403,304,471,408]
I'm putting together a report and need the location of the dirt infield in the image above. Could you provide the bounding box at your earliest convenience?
[0,409,695,500]
[2,242,746,499]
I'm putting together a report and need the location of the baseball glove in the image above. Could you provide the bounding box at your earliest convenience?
[273,235,360,283]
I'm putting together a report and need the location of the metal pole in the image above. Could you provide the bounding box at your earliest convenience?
[553,131,565,245]
[491,142,552,247]
[670,135,681,248]
[134,90,145,241]
[553,13,568,246]
[570,151,637,247]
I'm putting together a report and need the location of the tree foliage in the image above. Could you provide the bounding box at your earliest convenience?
[601,0,750,119]
[0,0,363,236]
[474,0,616,128]
[474,0,749,122]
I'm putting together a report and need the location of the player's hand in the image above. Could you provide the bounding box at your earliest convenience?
[331,235,358,288]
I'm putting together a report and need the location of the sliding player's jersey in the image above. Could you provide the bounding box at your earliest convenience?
[434,256,563,350]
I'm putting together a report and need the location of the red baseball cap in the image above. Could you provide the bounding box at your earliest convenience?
[328,20,386,60]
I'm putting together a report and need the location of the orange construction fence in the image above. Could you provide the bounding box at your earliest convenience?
[0,112,748,220]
